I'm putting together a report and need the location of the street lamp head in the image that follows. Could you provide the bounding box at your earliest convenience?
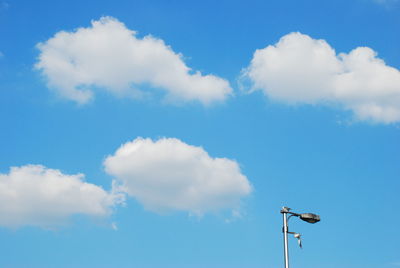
[299,213,320,223]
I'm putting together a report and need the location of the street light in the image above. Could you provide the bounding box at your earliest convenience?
[281,206,320,268]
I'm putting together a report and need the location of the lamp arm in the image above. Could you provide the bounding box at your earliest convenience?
[287,212,300,222]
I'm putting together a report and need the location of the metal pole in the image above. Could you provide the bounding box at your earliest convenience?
[282,210,290,268]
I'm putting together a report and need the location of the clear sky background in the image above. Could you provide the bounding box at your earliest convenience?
[0,0,399,267]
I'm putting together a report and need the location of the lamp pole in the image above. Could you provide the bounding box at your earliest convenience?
[282,207,290,268]
[280,206,320,268]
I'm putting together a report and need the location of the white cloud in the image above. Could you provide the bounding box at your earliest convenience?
[0,165,123,228]
[243,32,400,123]
[35,16,232,105]
[104,137,252,215]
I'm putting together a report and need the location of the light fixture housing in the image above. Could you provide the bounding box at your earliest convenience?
[299,213,320,223]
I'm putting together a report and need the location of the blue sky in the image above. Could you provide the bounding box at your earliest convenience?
[0,0,399,267]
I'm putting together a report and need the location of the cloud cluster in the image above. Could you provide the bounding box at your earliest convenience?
[243,32,400,123]
[104,137,252,215]
[0,165,121,228]
[35,17,400,124]
[35,16,232,105]
[1,137,251,228]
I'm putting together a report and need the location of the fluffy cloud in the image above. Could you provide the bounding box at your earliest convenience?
[0,165,122,228]
[243,32,400,123]
[35,16,232,105]
[104,137,252,215]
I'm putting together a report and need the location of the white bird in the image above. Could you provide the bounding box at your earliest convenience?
[294,233,302,249]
